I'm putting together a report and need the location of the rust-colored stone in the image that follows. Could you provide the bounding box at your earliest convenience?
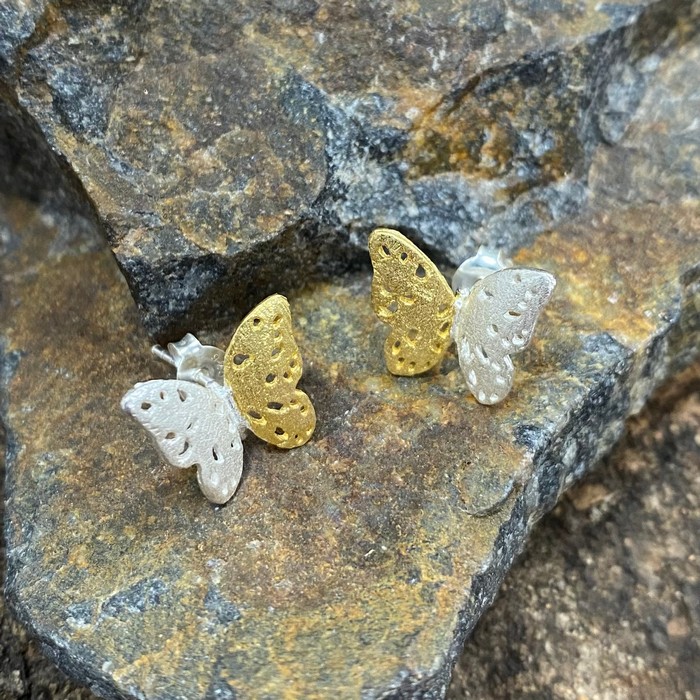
[1,0,697,336]
[2,193,699,697]
[1,10,700,700]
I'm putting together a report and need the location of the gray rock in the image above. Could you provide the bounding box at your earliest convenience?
[1,0,697,336]
[0,24,699,699]
[1,366,697,700]
[450,361,700,700]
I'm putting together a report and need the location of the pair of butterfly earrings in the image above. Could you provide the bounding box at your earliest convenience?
[122,228,556,504]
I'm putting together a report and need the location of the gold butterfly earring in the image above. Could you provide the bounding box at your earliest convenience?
[121,294,315,504]
[368,228,556,405]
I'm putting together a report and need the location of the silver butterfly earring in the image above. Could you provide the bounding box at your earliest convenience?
[369,229,556,405]
[121,295,316,504]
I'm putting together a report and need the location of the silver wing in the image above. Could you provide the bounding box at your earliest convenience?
[121,379,245,504]
[452,268,556,405]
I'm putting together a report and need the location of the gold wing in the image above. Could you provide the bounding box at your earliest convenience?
[368,228,456,376]
[224,294,316,448]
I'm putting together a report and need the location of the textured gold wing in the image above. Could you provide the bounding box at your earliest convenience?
[224,295,316,448]
[369,228,456,376]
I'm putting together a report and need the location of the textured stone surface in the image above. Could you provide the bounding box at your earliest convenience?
[0,425,97,700]
[0,0,697,336]
[451,361,700,700]
[2,362,697,700]
[1,24,700,697]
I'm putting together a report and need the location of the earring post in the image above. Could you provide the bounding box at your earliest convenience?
[151,345,177,367]
[451,245,511,293]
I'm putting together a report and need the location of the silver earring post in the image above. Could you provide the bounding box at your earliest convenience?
[151,334,225,386]
[451,245,512,293]
[151,344,177,367]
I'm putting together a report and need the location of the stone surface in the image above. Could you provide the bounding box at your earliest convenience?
[0,423,98,700]
[0,0,697,336]
[2,362,697,700]
[1,25,700,698]
[451,361,700,700]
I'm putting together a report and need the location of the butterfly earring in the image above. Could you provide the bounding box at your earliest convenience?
[121,294,316,504]
[368,228,556,405]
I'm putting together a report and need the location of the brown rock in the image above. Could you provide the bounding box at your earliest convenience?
[1,0,697,336]
[451,362,700,700]
[2,29,700,696]
[1,4,699,699]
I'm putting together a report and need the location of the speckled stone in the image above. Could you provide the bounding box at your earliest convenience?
[0,0,697,336]
[2,356,698,700]
[1,25,700,697]
[450,361,700,700]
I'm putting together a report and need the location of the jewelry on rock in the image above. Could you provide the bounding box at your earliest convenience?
[368,228,556,405]
[121,294,316,504]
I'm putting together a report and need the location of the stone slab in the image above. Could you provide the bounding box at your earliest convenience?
[452,361,700,699]
[2,18,700,700]
[0,0,697,336]
[5,195,699,699]
[1,360,698,700]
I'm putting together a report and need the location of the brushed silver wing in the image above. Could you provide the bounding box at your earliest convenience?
[452,268,556,404]
[121,379,244,504]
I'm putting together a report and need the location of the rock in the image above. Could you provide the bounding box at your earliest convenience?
[451,361,700,700]
[0,424,98,700]
[1,24,699,698]
[0,0,697,337]
[1,366,698,700]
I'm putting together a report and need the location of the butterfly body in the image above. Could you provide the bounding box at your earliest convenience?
[369,228,555,404]
[122,295,315,504]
